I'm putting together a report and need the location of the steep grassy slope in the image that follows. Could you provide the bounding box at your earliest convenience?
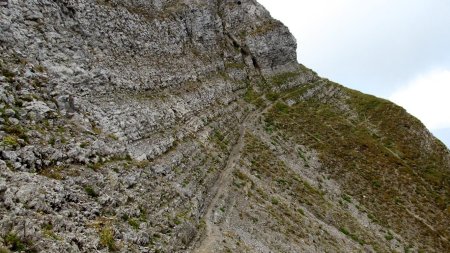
[263,80,450,252]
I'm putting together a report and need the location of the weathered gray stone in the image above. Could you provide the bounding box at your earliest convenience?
[4,108,15,117]
[24,11,43,22]
[24,100,52,121]
[2,150,17,161]
[0,177,6,191]
[0,160,6,170]
[8,117,19,125]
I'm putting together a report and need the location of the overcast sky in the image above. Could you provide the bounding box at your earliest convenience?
[258,0,450,147]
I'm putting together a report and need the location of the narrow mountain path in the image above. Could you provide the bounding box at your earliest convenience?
[193,99,270,253]
[194,120,246,253]
[193,88,310,252]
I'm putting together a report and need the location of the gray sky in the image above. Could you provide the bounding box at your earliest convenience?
[259,0,450,147]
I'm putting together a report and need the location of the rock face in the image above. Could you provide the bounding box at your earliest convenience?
[0,0,449,252]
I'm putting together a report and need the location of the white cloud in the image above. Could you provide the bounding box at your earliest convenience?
[258,0,450,97]
[389,69,450,130]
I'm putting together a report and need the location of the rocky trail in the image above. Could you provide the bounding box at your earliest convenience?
[193,99,273,252]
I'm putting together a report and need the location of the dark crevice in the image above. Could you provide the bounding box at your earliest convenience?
[251,56,259,69]
[240,47,249,56]
[0,0,8,7]
[224,32,263,77]
[216,1,264,83]
[232,39,240,49]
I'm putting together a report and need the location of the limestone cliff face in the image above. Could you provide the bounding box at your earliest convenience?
[0,1,449,253]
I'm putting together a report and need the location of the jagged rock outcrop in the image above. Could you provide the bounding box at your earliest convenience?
[0,0,449,253]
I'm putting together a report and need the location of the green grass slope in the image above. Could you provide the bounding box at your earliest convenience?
[263,79,450,252]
